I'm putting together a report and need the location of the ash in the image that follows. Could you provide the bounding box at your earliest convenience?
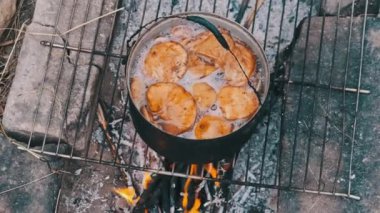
[228,101,282,212]
[98,0,321,211]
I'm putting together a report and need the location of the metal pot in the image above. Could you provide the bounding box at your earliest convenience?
[126,12,270,163]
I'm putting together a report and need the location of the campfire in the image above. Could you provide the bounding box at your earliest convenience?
[113,162,233,212]
[97,102,235,212]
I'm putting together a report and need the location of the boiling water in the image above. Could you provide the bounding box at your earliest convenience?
[130,22,266,139]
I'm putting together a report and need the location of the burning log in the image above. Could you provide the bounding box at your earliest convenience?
[170,163,186,210]
[135,173,163,209]
[110,157,234,212]
[182,165,195,207]
[205,163,220,188]
[113,161,235,212]
[94,54,236,213]
[160,175,171,212]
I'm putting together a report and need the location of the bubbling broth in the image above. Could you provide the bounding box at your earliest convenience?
[130,22,265,139]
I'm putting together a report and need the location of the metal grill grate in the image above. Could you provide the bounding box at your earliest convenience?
[17,0,375,202]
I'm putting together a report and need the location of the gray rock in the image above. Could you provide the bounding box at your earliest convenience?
[322,0,380,16]
[0,135,66,213]
[2,0,116,151]
[0,0,16,38]
[322,0,353,15]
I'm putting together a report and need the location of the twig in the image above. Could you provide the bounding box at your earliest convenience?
[0,21,27,83]
[0,171,57,195]
[11,140,42,159]
[318,102,355,141]
[97,103,134,186]
[307,196,321,213]
[1,125,42,160]
[0,37,24,47]
[243,0,265,29]
[0,123,11,140]
[0,7,125,38]
[62,7,125,35]
[54,189,62,213]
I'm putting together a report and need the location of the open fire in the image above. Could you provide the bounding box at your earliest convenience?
[113,162,232,212]
[95,86,237,212]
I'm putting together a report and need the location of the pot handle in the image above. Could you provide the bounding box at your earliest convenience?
[185,16,231,50]
[183,16,262,105]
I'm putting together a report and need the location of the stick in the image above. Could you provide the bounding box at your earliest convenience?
[135,173,163,209]
[62,7,125,35]
[0,21,26,83]
[0,172,57,195]
[0,37,23,47]
[12,141,43,159]
[243,0,265,29]
[0,7,125,37]
[96,103,133,184]
[54,189,62,213]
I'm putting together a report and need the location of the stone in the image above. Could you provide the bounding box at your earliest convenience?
[322,0,352,15]
[0,0,16,38]
[323,0,380,16]
[0,134,66,212]
[2,0,116,150]
[279,16,380,211]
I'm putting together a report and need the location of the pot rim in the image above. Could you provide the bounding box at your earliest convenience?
[126,12,270,142]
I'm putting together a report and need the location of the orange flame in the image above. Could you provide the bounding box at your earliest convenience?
[182,165,202,213]
[142,172,152,190]
[205,163,220,187]
[189,198,201,213]
[113,187,140,206]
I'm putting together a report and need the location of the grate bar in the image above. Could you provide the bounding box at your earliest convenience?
[333,0,356,193]
[40,41,128,59]
[263,0,273,50]
[18,0,371,203]
[54,0,80,155]
[26,0,65,149]
[303,0,327,190]
[70,0,105,158]
[106,0,135,166]
[287,0,315,187]
[45,0,80,155]
[39,42,372,95]
[348,0,369,196]
[92,1,121,163]
[277,0,301,189]
[257,0,277,188]
[16,146,360,200]
[277,80,370,94]
[318,4,340,193]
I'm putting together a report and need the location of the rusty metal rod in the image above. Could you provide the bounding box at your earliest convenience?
[274,79,371,94]
[40,40,128,59]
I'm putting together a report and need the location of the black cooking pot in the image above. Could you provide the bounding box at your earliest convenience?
[126,12,270,163]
